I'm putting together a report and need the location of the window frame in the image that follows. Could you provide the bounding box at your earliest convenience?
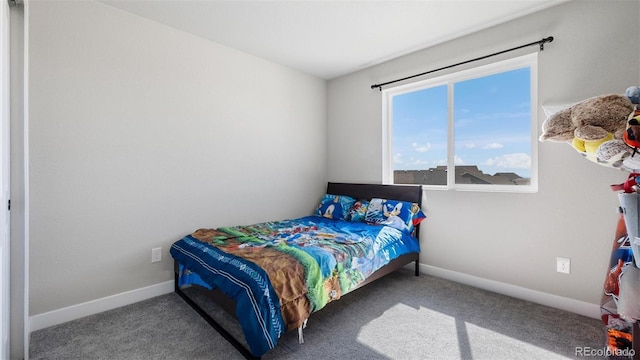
[382,53,539,193]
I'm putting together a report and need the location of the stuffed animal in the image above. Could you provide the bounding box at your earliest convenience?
[597,139,640,171]
[623,106,640,153]
[540,93,635,169]
[626,86,640,104]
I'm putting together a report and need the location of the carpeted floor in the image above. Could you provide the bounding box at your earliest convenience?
[29,270,607,360]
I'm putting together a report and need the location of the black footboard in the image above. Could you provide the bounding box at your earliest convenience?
[174,273,260,360]
[174,252,419,359]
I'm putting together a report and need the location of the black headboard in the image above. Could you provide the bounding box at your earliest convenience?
[326,182,422,204]
[326,182,424,238]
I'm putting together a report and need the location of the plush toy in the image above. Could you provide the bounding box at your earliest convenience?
[626,86,640,104]
[623,106,640,154]
[540,93,635,169]
[597,139,640,171]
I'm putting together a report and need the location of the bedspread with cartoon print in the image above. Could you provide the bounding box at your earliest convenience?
[170,215,420,357]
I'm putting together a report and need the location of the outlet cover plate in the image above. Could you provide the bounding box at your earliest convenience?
[151,247,162,263]
[557,257,570,274]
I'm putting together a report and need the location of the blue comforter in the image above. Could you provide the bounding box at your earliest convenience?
[170,215,420,357]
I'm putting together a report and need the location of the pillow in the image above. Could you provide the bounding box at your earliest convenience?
[346,200,369,222]
[364,198,426,233]
[315,194,356,220]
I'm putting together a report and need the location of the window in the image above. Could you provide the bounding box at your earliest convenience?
[382,53,538,192]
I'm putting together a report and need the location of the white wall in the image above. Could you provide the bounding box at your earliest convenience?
[1,0,10,358]
[9,3,25,358]
[27,0,326,316]
[22,0,640,338]
[328,0,640,306]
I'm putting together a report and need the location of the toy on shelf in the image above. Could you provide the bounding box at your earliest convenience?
[626,86,640,105]
[540,90,637,171]
[560,87,640,358]
[611,172,640,268]
[600,204,636,358]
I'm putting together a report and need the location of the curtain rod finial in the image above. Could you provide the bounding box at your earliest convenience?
[540,36,554,51]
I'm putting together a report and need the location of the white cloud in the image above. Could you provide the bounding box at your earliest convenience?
[393,153,404,164]
[465,143,477,149]
[482,142,504,149]
[433,156,464,165]
[409,158,430,166]
[483,153,530,169]
[412,142,432,153]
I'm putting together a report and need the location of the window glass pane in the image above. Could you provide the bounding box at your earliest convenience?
[392,85,448,185]
[384,53,537,192]
[453,68,531,186]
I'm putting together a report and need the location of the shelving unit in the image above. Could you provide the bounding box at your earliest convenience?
[602,208,639,359]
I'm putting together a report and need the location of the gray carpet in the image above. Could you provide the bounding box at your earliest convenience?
[29,270,607,360]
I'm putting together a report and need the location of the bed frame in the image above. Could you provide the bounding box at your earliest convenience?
[174,182,423,359]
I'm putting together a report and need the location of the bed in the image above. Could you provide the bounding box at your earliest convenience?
[170,182,424,359]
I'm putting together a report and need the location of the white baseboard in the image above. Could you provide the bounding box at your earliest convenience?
[418,263,601,319]
[30,263,601,333]
[29,280,174,332]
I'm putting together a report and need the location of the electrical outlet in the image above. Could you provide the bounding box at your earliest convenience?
[557,257,570,274]
[151,247,162,263]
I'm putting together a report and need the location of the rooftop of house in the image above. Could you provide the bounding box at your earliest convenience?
[394,166,529,186]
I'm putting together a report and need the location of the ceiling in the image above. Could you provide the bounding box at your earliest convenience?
[101,0,568,80]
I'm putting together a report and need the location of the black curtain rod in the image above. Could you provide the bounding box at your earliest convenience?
[371,36,554,91]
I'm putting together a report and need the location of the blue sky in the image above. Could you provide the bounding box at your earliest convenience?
[392,67,531,178]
